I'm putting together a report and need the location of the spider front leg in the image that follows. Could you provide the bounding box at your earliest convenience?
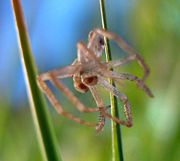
[97,76,133,127]
[94,28,150,82]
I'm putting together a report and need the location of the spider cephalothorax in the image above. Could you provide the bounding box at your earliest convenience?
[37,28,153,133]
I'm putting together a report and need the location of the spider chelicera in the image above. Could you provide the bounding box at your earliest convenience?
[37,28,153,133]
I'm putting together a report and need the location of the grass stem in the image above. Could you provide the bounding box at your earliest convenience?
[11,0,62,161]
[99,0,124,161]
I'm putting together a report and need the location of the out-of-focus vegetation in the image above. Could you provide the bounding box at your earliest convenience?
[0,0,179,161]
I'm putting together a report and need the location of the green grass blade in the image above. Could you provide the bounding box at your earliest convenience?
[11,0,62,161]
[99,0,124,161]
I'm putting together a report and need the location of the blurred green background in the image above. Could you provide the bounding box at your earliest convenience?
[0,0,180,161]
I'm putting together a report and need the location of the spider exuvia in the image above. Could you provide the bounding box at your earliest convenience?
[37,28,153,133]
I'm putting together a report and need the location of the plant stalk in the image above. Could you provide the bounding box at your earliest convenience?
[11,0,62,161]
[99,0,124,161]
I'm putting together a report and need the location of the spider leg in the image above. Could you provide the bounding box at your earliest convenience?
[71,40,95,66]
[36,74,97,126]
[105,54,140,69]
[70,45,87,66]
[97,76,133,127]
[76,41,90,63]
[100,70,153,97]
[94,28,150,82]
[39,64,82,81]
[76,41,107,69]
[88,86,106,133]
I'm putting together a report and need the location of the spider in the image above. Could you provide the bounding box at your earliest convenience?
[37,28,153,133]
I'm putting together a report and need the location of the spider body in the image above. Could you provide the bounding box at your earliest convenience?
[72,62,100,93]
[37,28,153,133]
[72,32,105,93]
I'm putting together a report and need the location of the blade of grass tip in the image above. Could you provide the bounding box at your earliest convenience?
[11,0,62,161]
[99,0,124,161]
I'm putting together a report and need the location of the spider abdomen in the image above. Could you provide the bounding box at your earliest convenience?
[73,75,89,93]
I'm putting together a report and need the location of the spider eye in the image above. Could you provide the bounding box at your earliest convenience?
[99,37,104,46]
